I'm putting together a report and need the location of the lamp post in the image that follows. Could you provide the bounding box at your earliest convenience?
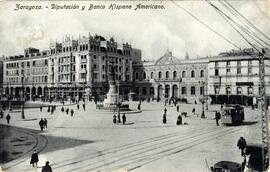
[21,76,25,119]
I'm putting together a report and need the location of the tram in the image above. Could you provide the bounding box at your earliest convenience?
[220,105,245,125]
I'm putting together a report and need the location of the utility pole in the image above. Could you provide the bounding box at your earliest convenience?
[259,49,269,171]
[21,76,25,119]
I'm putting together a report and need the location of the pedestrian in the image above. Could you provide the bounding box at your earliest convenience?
[176,105,179,112]
[83,103,85,111]
[192,108,195,116]
[77,104,79,110]
[70,109,74,117]
[6,114,10,124]
[237,137,247,157]
[66,108,69,115]
[163,113,167,124]
[122,114,126,125]
[215,111,221,126]
[61,107,64,113]
[195,100,197,104]
[137,104,141,110]
[201,111,206,118]
[164,108,167,115]
[40,106,42,112]
[39,119,44,131]
[44,118,47,129]
[47,106,50,113]
[41,161,52,172]
[117,113,121,123]
[113,114,116,124]
[30,150,39,167]
[50,108,54,115]
[176,114,182,125]
[0,110,3,118]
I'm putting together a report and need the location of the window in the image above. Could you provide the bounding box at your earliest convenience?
[200,87,204,95]
[135,72,139,80]
[226,61,230,66]
[181,87,186,95]
[151,72,154,79]
[102,65,105,71]
[248,67,252,74]
[237,87,242,95]
[166,71,169,79]
[182,71,186,78]
[215,69,219,76]
[237,61,241,66]
[158,71,162,79]
[32,61,36,66]
[248,87,253,95]
[94,64,97,69]
[191,70,195,78]
[215,62,219,67]
[142,87,147,95]
[126,75,129,81]
[21,62,24,68]
[191,86,196,95]
[93,73,97,79]
[93,55,97,59]
[237,67,241,74]
[102,74,105,79]
[226,87,231,94]
[173,71,177,79]
[143,72,146,79]
[200,70,204,78]
[248,60,252,66]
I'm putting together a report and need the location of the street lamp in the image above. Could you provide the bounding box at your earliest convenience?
[21,75,25,119]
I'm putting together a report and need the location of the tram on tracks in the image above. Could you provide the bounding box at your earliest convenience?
[220,105,245,125]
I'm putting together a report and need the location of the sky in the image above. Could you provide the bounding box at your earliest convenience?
[0,0,269,60]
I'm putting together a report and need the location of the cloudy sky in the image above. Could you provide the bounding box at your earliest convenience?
[0,0,269,60]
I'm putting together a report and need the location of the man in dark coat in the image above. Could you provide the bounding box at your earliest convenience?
[164,108,167,115]
[83,103,86,111]
[40,106,42,112]
[66,108,69,115]
[77,104,79,110]
[47,106,50,113]
[30,150,39,167]
[137,104,141,110]
[39,119,44,131]
[176,115,182,125]
[215,111,221,126]
[163,114,167,124]
[44,118,47,129]
[122,114,126,125]
[61,107,64,112]
[6,114,11,124]
[41,161,52,172]
[237,137,247,156]
[176,105,179,112]
[192,108,195,115]
[70,109,74,117]
[117,113,121,123]
[113,114,116,124]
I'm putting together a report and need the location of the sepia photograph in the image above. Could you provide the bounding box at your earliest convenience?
[0,0,269,171]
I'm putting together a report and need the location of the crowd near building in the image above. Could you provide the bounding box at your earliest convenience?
[0,33,269,106]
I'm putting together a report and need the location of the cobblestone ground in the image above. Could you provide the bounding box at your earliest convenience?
[0,101,264,172]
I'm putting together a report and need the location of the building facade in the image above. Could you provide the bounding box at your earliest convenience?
[2,34,141,101]
[133,50,209,103]
[208,48,270,105]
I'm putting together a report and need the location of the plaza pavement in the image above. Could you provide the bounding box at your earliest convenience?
[0,101,263,172]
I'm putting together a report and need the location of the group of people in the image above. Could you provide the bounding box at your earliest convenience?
[30,150,52,172]
[39,118,47,131]
[61,107,75,117]
[163,107,185,125]
[113,113,126,125]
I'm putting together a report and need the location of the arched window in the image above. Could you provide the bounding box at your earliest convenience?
[166,71,169,79]
[135,72,139,80]
[143,72,146,79]
[173,71,177,79]
[182,71,186,78]
[151,72,154,79]
[191,86,196,95]
[200,70,204,78]
[158,71,162,79]
[181,87,186,95]
[191,70,195,78]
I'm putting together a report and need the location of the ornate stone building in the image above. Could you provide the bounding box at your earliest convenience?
[133,50,209,103]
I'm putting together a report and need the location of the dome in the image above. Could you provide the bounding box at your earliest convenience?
[155,50,181,65]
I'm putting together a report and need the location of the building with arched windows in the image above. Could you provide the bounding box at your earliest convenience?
[133,50,208,103]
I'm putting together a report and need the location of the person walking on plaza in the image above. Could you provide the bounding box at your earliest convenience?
[50,107,54,115]
[47,106,50,113]
[176,105,179,112]
[83,103,86,111]
[192,108,195,116]
[44,118,47,129]
[237,137,247,157]
[39,119,44,131]
[40,106,42,112]
[137,104,141,111]
[6,114,10,124]
[122,114,126,125]
[113,114,116,124]
[70,109,74,117]
[77,104,79,110]
[61,107,64,113]
[0,110,3,118]
[30,150,39,167]
[215,111,221,126]
[66,108,69,115]
[117,113,121,123]
[42,161,52,172]
[201,111,206,118]
[164,108,167,115]
[176,114,182,125]
[163,113,167,124]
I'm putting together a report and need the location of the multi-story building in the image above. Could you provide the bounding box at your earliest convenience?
[133,50,209,103]
[208,48,270,105]
[2,34,140,101]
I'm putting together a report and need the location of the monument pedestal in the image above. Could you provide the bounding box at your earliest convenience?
[103,81,119,108]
